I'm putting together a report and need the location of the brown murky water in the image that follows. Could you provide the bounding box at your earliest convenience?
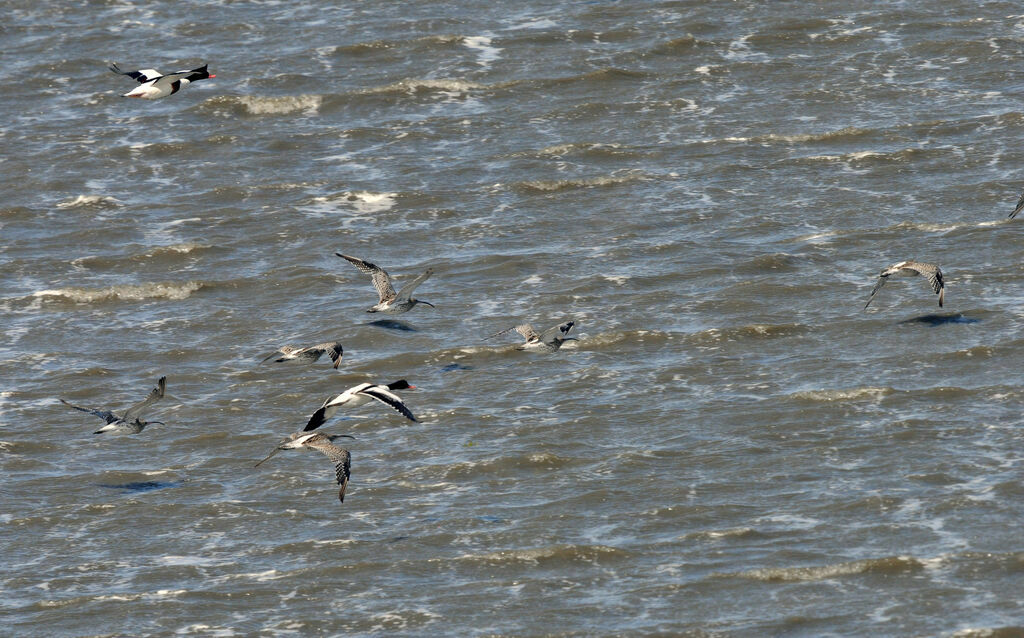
[3,2,1023,635]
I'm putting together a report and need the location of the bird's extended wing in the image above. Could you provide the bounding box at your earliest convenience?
[394,268,433,303]
[337,253,396,303]
[121,376,166,422]
[515,323,539,341]
[313,342,344,368]
[303,405,332,431]
[922,268,943,296]
[1011,192,1024,219]
[360,387,418,422]
[538,321,574,346]
[864,276,888,309]
[920,266,944,306]
[109,63,163,83]
[60,399,118,424]
[306,438,352,502]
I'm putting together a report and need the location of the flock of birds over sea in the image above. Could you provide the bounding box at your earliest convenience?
[56,61,1024,504]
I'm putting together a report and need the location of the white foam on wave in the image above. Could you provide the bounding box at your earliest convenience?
[724,33,769,62]
[367,78,484,95]
[175,625,236,637]
[789,387,890,402]
[754,513,821,530]
[162,217,203,228]
[368,609,442,632]
[343,191,397,214]
[158,555,220,567]
[56,195,121,209]
[211,569,283,584]
[463,35,502,67]
[307,191,397,216]
[156,242,208,254]
[237,95,322,116]
[507,17,557,30]
[33,281,203,303]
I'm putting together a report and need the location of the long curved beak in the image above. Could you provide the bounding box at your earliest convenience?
[254,446,284,468]
[420,300,435,308]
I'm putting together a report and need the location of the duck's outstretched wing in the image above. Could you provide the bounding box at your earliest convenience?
[359,386,417,422]
[108,63,162,83]
[304,404,332,432]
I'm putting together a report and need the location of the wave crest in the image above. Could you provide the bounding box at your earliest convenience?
[515,171,650,193]
[33,281,203,303]
[788,387,892,402]
[201,95,322,117]
[723,555,924,582]
[461,544,628,567]
[56,195,121,210]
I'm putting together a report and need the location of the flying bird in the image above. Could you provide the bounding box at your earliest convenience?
[261,341,344,369]
[864,261,944,309]
[61,376,167,434]
[1010,191,1024,219]
[254,432,354,503]
[489,320,577,352]
[304,380,417,431]
[336,253,434,313]
[109,62,215,99]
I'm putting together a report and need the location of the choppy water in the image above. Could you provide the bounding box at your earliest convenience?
[3,1,1024,636]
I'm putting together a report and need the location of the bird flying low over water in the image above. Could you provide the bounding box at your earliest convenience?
[1010,192,1024,219]
[489,320,577,352]
[864,261,944,309]
[261,342,344,369]
[254,432,354,503]
[61,376,167,434]
[108,62,215,99]
[305,380,417,431]
[336,253,434,314]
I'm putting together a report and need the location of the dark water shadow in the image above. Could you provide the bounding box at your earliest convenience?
[899,313,981,326]
[97,480,182,493]
[441,363,474,372]
[367,319,417,332]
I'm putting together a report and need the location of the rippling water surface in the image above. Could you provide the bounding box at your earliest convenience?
[3,1,1024,636]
